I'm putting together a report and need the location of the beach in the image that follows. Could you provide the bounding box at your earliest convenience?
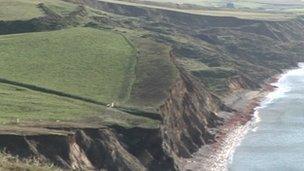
[182,73,285,171]
[229,63,304,170]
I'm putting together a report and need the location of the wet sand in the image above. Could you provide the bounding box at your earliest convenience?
[182,77,279,171]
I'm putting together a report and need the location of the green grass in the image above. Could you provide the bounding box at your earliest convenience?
[0,27,157,127]
[0,0,43,21]
[0,83,159,128]
[176,56,238,93]
[177,58,210,71]
[0,27,136,103]
[99,0,300,20]
[0,0,78,21]
[127,37,178,107]
[41,0,78,16]
[0,83,103,123]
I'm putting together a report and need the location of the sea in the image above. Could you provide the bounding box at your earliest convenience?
[229,63,304,171]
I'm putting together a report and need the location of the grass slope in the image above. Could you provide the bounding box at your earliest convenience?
[0,0,43,21]
[0,27,136,103]
[96,0,297,20]
[0,0,78,21]
[39,0,78,16]
[128,37,177,107]
[0,82,158,127]
[0,83,104,123]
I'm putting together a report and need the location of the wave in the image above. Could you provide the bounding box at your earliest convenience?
[183,63,304,171]
[253,62,304,124]
[226,63,304,169]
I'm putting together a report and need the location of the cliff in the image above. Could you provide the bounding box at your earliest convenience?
[160,61,226,160]
[0,126,176,170]
[0,0,304,170]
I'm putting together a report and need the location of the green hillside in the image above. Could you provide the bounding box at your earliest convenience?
[0,0,43,21]
[0,82,157,127]
[0,27,136,103]
[0,0,77,21]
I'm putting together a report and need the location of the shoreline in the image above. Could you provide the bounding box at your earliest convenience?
[182,74,282,171]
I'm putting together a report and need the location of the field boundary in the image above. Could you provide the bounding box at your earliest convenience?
[0,77,162,120]
[116,33,138,102]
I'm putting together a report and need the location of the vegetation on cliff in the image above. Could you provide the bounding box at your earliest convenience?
[0,0,77,21]
[0,152,60,171]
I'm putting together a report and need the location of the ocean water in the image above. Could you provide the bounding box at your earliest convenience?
[229,63,304,171]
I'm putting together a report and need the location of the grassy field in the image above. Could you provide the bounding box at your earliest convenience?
[186,9,295,20]
[135,0,304,10]
[113,0,304,20]
[0,83,104,123]
[0,27,136,103]
[39,0,78,16]
[0,0,77,21]
[0,82,158,127]
[3,0,300,21]
[124,35,177,107]
[0,0,43,21]
[92,28,178,108]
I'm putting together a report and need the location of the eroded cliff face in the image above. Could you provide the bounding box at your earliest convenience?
[157,51,237,169]
[74,128,145,171]
[160,70,223,158]
[0,127,175,171]
[0,53,230,171]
